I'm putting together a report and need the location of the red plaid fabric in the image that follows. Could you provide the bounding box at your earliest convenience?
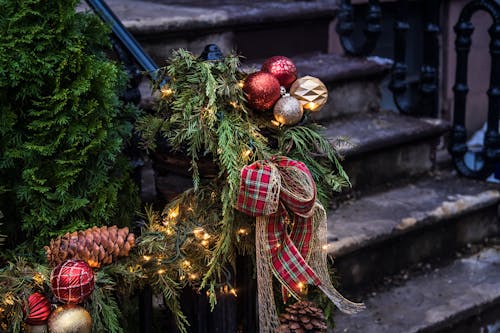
[236,156,320,299]
[235,161,280,216]
[268,206,320,297]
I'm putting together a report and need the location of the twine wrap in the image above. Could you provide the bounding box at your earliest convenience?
[236,156,364,333]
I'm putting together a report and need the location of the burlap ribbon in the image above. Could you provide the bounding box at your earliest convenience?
[236,156,364,333]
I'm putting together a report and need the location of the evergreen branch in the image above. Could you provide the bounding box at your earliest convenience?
[87,275,124,333]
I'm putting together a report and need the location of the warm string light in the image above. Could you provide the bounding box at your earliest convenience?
[181,260,192,270]
[142,255,152,262]
[193,227,212,247]
[160,86,173,98]
[237,80,244,89]
[167,206,180,220]
[33,272,45,285]
[237,228,249,236]
[193,227,205,238]
[157,269,166,275]
[297,282,305,293]
[271,119,281,127]
[305,102,318,111]
[3,295,14,306]
[241,149,252,160]
[220,285,238,297]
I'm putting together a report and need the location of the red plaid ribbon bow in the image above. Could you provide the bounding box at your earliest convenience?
[236,156,364,332]
[236,156,320,297]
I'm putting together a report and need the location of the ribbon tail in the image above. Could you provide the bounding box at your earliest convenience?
[309,203,366,314]
[256,216,280,333]
[318,284,366,314]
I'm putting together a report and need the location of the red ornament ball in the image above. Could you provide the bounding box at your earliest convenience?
[243,71,281,111]
[25,292,52,325]
[50,260,95,304]
[261,56,297,89]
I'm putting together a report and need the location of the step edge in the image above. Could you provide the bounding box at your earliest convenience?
[332,116,451,158]
[416,297,500,333]
[118,3,338,36]
[333,248,500,333]
[328,189,500,258]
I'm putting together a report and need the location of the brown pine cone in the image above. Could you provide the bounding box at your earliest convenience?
[45,225,135,268]
[277,301,328,333]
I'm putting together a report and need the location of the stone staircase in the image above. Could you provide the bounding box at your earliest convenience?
[97,0,500,332]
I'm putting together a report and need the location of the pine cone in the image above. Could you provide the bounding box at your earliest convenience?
[45,225,135,268]
[277,301,328,333]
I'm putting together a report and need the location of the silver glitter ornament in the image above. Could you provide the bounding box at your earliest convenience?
[273,95,304,126]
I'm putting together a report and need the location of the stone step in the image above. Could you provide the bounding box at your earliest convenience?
[333,247,500,333]
[324,110,449,190]
[326,172,500,292]
[87,0,337,62]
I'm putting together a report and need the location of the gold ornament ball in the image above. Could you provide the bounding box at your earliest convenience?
[25,325,48,333]
[47,305,91,333]
[273,95,304,126]
[289,75,328,112]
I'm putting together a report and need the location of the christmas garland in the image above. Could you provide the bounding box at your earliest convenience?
[0,49,358,333]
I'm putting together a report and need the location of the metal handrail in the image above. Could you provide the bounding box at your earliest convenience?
[84,0,160,80]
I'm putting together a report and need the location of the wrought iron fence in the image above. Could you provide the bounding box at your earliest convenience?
[336,0,499,178]
[448,0,500,178]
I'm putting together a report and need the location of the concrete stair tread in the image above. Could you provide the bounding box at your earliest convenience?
[87,0,337,35]
[333,247,500,333]
[323,110,450,157]
[327,172,500,258]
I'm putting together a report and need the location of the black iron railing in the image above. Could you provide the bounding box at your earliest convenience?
[335,0,382,56]
[337,0,500,179]
[389,0,440,117]
[337,0,440,117]
[448,0,500,179]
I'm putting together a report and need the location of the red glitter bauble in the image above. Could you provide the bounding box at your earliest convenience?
[243,71,281,111]
[261,56,297,89]
[50,260,95,304]
[25,292,52,325]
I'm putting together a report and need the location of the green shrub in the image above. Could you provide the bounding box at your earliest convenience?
[0,0,139,254]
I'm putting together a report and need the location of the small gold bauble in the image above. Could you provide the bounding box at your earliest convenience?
[289,75,328,112]
[25,324,48,333]
[273,95,304,126]
[47,305,91,333]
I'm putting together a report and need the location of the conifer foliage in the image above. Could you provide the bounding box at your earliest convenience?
[0,0,139,250]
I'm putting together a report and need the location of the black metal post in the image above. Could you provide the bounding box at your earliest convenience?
[449,0,500,179]
[335,0,382,56]
[418,0,441,117]
[389,0,440,117]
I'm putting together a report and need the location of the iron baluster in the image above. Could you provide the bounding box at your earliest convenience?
[449,0,500,179]
[336,0,382,56]
[419,0,440,118]
[389,0,441,117]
